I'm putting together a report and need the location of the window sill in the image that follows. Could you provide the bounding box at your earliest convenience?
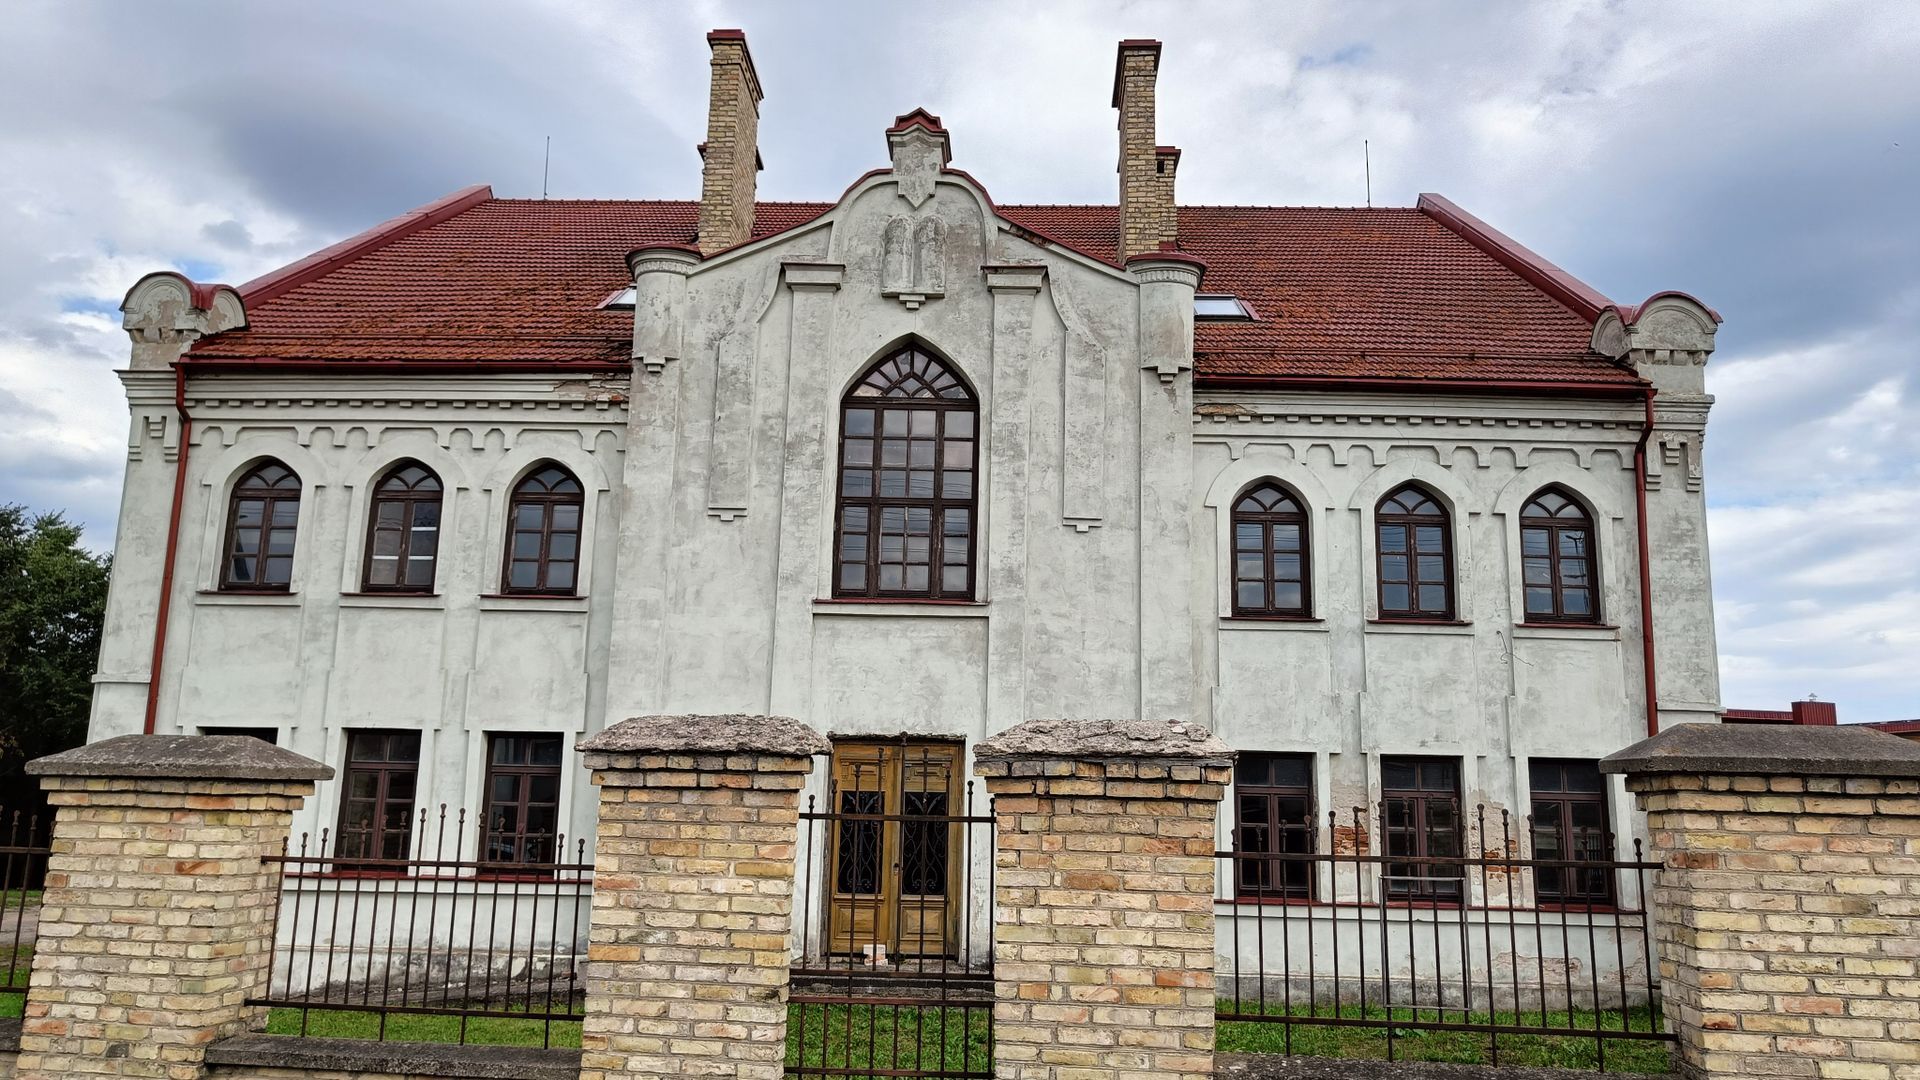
[1365,618,1473,636]
[1219,616,1329,633]
[1513,622,1620,641]
[196,590,300,607]
[340,592,445,610]
[478,594,588,614]
[813,598,989,619]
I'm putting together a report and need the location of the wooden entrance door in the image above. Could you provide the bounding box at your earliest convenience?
[825,741,962,958]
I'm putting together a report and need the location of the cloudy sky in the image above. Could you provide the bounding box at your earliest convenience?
[2,1,1915,721]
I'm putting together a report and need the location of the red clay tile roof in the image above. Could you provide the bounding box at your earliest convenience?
[188,192,1637,389]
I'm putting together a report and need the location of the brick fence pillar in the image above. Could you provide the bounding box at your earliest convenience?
[974,719,1233,1080]
[17,735,332,1080]
[1602,723,1920,1080]
[575,714,829,1080]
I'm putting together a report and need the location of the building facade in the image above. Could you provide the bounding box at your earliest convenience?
[90,33,1723,964]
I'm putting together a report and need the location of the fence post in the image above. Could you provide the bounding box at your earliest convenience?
[974,719,1233,1080]
[576,714,829,1080]
[15,734,331,1080]
[1602,723,1920,1080]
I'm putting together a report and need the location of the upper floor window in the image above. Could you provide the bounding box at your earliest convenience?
[1376,485,1453,620]
[221,460,300,591]
[503,465,583,595]
[362,462,442,592]
[833,347,977,600]
[1232,483,1310,617]
[1520,487,1597,623]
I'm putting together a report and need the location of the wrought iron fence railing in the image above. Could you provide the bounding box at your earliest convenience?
[1216,803,1673,1072]
[249,806,592,1046]
[0,805,50,1008]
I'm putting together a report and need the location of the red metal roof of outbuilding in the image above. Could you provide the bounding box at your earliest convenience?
[187,190,1638,389]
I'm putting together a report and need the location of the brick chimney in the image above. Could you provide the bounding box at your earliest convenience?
[697,29,762,256]
[1113,39,1177,261]
[1791,698,1838,726]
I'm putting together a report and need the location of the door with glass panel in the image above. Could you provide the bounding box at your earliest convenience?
[824,741,962,957]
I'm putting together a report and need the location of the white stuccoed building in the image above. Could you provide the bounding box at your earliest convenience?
[89,32,1721,974]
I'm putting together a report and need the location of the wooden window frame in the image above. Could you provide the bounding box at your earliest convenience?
[501,465,584,596]
[1375,485,1455,621]
[1381,755,1464,903]
[1232,753,1316,901]
[1230,484,1312,617]
[1519,487,1600,624]
[333,730,422,871]
[480,734,564,872]
[1528,758,1616,907]
[832,347,979,601]
[360,461,444,594]
[219,460,301,592]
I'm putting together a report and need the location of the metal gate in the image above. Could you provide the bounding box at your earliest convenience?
[790,745,994,1079]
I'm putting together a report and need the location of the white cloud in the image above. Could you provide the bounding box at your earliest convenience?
[3,0,1917,720]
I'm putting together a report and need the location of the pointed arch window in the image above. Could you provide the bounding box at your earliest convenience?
[361,462,443,592]
[502,465,583,596]
[1376,485,1454,620]
[221,460,301,591]
[1520,487,1598,623]
[1231,483,1311,616]
[834,346,978,600]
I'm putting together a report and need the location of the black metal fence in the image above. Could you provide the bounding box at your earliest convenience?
[0,806,49,1009]
[249,806,592,1046]
[790,748,994,1080]
[1217,804,1673,1072]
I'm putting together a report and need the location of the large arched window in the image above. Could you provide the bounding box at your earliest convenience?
[1231,483,1310,617]
[362,462,443,592]
[1520,487,1598,623]
[502,464,583,596]
[220,460,301,591]
[1376,484,1454,620]
[833,346,977,599]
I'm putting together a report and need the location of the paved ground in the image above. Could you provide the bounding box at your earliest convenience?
[1219,1054,1667,1080]
[0,907,35,946]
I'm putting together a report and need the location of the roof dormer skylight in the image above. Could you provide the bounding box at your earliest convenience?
[1194,294,1254,320]
[601,286,637,309]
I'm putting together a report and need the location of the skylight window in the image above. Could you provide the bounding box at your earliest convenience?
[1194,294,1254,320]
[601,287,636,309]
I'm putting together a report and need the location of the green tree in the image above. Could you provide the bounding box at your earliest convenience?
[0,504,110,799]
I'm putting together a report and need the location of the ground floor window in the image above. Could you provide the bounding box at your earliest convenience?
[335,730,421,864]
[1529,758,1615,905]
[1381,756,1463,902]
[482,734,564,867]
[1233,753,1316,900]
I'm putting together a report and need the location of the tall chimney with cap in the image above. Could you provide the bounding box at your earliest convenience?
[1114,39,1177,261]
[697,29,763,256]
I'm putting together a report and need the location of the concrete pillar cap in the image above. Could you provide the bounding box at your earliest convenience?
[975,718,1233,764]
[26,734,333,782]
[579,714,830,758]
[1600,722,1920,779]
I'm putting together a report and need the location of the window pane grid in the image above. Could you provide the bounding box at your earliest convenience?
[834,348,977,600]
[1529,759,1615,905]
[482,734,563,868]
[1231,485,1310,616]
[1234,753,1316,900]
[335,731,421,866]
[362,464,443,592]
[1520,488,1599,623]
[502,466,583,595]
[221,461,301,591]
[1376,486,1453,620]
[1382,757,1463,901]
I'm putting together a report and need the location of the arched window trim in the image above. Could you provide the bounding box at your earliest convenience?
[360,461,444,593]
[501,463,585,596]
[832,345,980,600]
[1518,485,1600,624]
[219,459,302,592]
[1374,483,1455,621]
[1229,481,1312,618]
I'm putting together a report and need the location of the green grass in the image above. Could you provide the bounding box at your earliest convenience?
[1,890,39,909]
[265,1007,583,1048]
[1218,1000,1674,1073]
[787,1002,991,1077]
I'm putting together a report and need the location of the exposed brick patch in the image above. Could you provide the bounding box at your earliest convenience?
[977,754,1229,1080]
